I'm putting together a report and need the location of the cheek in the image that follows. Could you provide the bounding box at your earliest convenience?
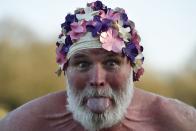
[66,69,88,91]
[108,73,128,91]
[107,66,131,91]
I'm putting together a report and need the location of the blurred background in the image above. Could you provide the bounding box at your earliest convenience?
[0,0,196,118]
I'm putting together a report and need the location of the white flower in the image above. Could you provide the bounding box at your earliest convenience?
[76,7,99,21]
[59,63,65,70]
[57,35,66,44]
[135,53,144,60]
[133,53,144,71]
[116,21,130,42]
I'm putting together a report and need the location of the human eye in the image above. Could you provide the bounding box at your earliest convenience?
[104,59,120,70]
[75,61,91,71]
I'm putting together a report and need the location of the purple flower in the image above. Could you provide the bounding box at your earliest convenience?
[121,13,128,25]
[61,14,78,33]
[56,50,65,64]
[86,16,101,37]
[60,35,72,55]
[61,36,72,54]
[121,13,128,22]
[123,20,135,30]
[56,35,72,64]
[94,15,101,21]
[86,16,112,37]
[86,24,94,33]
[65,14,78,24]
[103,6,108,14]
[122,43,139,62]
[67,21,87,40]
[56,45,66,64]
[61,22,71,33]
[101,18,112,31]
[61,43,71,54]
[91,16,102,36]
[93,22,102,37]
[93,1,103,11]
[65,35,73,45]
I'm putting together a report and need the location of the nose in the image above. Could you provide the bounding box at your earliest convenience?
[89,64,106,87]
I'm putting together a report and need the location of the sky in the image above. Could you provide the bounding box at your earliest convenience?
[0,0,196,72]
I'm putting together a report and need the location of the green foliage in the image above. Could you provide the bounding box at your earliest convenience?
[0,42,65,110]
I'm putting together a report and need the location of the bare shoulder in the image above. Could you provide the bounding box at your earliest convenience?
[0,90,69,131]
[132,88,196,131]
[134,87,196,116]
[133,87,195,109]
[11,90,67,114]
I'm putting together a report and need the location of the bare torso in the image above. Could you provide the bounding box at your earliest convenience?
[0,88,196,131]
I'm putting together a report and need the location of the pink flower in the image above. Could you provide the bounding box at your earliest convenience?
[131,29,140,45]
[99,9,120,21]
[56,45,67,64]
[134,67,144,81]
[68,20,87,41]
[100,28,125,53]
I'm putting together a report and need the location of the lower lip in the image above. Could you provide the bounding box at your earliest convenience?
[86,97,112,113]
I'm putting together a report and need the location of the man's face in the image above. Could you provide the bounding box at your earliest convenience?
[65,48,134,130]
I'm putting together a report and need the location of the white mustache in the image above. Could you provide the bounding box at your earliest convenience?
[73,86,117,106]
[66,77,134,131]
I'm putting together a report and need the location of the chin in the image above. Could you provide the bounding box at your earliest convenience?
[66,84,134,131]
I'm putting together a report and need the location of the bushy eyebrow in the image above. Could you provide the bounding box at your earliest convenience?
[71,53,89,60]
[104,53,123,60]
[68,53,90,66]
[70,51,124,62]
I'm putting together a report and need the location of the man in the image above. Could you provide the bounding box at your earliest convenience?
[0,1,196,131]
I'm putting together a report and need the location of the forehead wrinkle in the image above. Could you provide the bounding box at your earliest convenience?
[71,52,89,60]
[104,53,123,60]
[70,49,123,61]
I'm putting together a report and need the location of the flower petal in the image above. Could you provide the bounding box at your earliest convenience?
[76,7,99,21]
[100,28,124,53]
[112,39,125,53]
[102,42,112,51]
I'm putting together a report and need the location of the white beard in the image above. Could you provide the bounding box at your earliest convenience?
[66,72,134,131]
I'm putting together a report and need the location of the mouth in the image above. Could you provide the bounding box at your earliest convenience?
[83,96,113,113]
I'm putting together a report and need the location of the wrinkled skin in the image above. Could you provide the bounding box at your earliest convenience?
[65,48,134,130]
[66,48,132,94]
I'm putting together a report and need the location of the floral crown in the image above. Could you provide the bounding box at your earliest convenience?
[56,0,144,81]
